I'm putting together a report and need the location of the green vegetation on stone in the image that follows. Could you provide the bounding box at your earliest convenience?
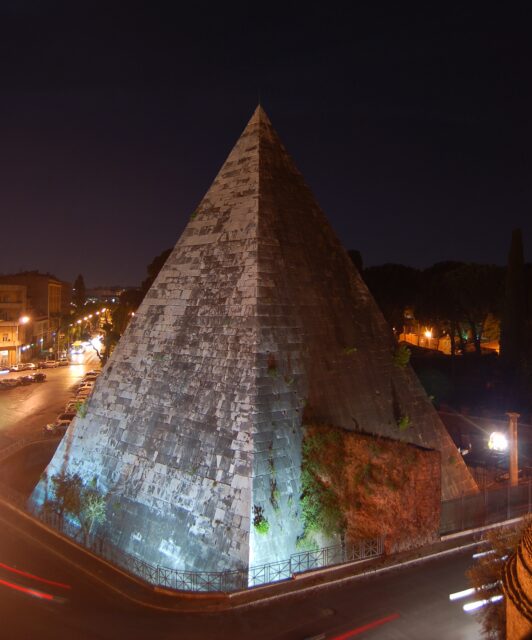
[393,344,411,368]
[397,414,411,431]
[300,426,345,542]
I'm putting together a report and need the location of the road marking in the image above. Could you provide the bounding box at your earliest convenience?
[330,613,400,639]
[0,560,71,589]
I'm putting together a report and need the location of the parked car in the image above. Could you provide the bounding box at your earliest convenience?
[42,360,59,368]
[25,362,37,370]
[0,379,20,389]
[33,372,46,382]
[18,375,34,385]
[10,363,28,372]
[65,399,83,413]
[58,359,69,366]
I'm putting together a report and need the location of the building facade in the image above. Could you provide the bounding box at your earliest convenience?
[0,272,71,363]
[0,284,28,367]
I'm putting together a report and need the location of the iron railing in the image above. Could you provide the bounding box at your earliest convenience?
[3,490,383,592]
[440,478,532,535]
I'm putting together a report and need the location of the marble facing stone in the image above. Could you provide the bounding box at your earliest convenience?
[31,106,477,578]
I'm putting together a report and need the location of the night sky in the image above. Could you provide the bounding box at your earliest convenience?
[1,3,531,287]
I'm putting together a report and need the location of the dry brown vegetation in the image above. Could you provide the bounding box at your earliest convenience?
[302,424,441,552]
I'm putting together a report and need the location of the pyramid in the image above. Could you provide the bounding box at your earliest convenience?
[31,106,477,576]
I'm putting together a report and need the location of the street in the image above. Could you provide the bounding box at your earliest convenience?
[0,493,483,640]
[0,353,99,448]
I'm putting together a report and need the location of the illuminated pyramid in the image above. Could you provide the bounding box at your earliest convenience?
[31,106,476,577]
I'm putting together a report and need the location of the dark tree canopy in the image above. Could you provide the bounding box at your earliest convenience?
[141,248,172,294]
[363,263,421,330]
[500,228,527,369]
[72,274,86,309]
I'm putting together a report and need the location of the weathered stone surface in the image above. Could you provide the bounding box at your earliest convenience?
[31,106,476,577]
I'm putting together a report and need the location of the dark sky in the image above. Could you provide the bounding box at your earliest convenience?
[1,3,531,287]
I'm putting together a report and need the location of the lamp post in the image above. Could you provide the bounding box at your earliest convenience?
[506,412,520,487]
[16,315,30,364]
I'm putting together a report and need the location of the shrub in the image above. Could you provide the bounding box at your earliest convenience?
[393,344,411,368]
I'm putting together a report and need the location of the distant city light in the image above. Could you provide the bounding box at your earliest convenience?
[424,329,432,340]
[19,316,30,325]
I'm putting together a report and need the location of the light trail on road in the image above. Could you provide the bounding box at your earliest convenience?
[0,560,71,590]
[330,613,401,639]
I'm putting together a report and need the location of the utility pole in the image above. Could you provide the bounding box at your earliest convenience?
[506,412,520,487]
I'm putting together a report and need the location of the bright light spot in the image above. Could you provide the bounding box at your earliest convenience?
[473,550,495,559]
[449,587,476,601]
[19,316,30,324]
[488,432,508,452]
[424,329,432,340]
[463,594,503,613]
[77,320,82,324]
[90,337,102,351]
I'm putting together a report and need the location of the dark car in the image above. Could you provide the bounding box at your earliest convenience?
[19,375,34,385]
[0,379,20,389]
[33,373,46,382]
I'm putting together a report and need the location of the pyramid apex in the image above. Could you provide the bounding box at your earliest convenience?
[248,103,272,127]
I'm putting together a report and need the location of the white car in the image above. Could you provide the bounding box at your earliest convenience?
[42,360,59,368]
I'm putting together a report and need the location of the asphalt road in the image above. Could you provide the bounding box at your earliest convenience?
[0,496,483,640]
[0,354,99,447]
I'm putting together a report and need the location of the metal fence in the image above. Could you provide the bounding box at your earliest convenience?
[2,467,530,593]
[25,503,383,592]
[440,479,532,535]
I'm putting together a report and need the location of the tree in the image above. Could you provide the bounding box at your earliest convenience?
[49,472,83,519]
[141,247,172,294]
[363,264,421,333]
[78,483,107,544]
[443,264,504,356]
[72,274,86,309]
[466,516,530,639]
[46,472,107,544]
[348,249,363,274]
[500,229,527,370]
